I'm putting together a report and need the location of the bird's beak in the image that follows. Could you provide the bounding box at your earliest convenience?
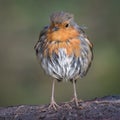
[52,26,59,31]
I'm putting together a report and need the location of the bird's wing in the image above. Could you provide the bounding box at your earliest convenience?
[78,26,93,77]
[79,26,93,49]
[34,26,49,54]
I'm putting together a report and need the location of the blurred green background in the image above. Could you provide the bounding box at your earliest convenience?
[0,0,120,107]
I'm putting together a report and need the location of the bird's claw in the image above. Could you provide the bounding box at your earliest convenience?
[70,98,84,109]
[48,101,60,110]
[70,97,79,106]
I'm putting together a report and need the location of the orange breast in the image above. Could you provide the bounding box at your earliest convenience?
[47,27,79,42]
[45,27,80,57]
[44,38,80,57]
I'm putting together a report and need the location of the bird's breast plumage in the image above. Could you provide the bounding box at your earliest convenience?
[43,38,80,57]
[47,26,79,42]
[35,26,93,81]
[44,26,81,57]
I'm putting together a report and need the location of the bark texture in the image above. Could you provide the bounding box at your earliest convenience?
[0,95,120,120]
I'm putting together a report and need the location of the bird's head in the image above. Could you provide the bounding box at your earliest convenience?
[50,11,74,31]
[47,11,79,42]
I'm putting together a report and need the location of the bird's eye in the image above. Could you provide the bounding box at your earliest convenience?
[65,24,69,28]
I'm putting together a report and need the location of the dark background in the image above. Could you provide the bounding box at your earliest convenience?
[0,0,120,106]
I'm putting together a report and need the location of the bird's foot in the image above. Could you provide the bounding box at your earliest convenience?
[70,97,79,106]
[70,97,83,109]
[48,100,60,110]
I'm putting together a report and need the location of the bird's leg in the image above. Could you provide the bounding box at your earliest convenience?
[71,80,79,106]
[48,79,59,110]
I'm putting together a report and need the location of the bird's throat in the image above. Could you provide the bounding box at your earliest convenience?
[47,27,79,42]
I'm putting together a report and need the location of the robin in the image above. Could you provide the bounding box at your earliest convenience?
[34,11,93,110]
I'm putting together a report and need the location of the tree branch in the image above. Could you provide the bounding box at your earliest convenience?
[0,95,120,120]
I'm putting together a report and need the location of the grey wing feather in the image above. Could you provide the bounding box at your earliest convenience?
[78,27,93,77]
[34,26,49,54]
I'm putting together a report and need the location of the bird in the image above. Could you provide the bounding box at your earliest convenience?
[34,11,93,110]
